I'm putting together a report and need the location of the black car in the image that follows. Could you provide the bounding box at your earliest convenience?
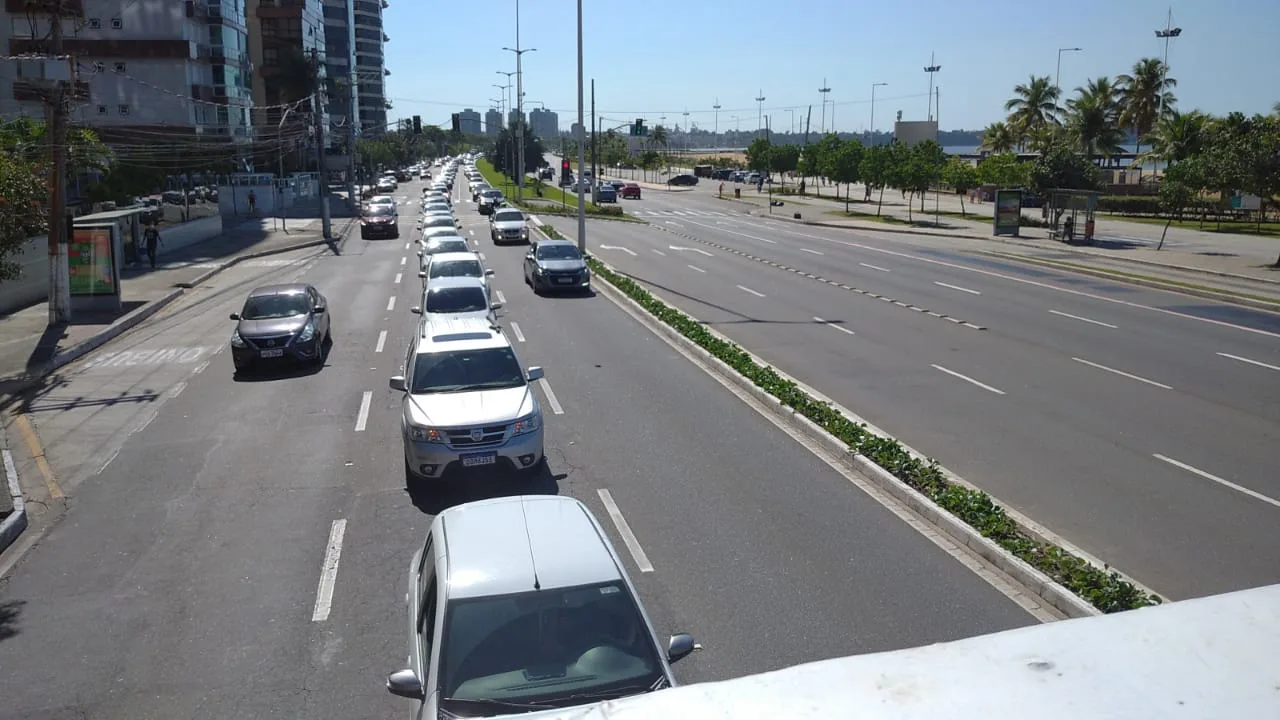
[523,238,591,294]
[667,174,698,186]
[361,203,400,239]
[229,284,332,373]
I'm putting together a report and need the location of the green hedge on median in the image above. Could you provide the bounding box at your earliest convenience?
[582,252,1161,614]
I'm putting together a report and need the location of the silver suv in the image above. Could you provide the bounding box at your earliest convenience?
[390,317,543,481]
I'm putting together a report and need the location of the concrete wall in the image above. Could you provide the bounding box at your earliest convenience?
[0,237,51,318]
[160,215,223,253]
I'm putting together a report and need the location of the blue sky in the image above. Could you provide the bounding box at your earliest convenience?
[383,0,1279,134]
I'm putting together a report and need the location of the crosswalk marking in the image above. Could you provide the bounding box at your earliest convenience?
[634,209,728,218]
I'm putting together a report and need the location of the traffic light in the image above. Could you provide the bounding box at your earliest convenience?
[413,115,422,134]
[559,158,571,187]
[451,113,461,133]
[631,118,647,137]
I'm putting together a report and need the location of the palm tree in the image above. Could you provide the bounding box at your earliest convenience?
[1066,90,1126,160]
[1069,77,1120,117]
[1004,75,1061,147]
[1143,110,1209,167]
[978,121,1016,153]
[1117,58,1177,157]
[650,125,669,177]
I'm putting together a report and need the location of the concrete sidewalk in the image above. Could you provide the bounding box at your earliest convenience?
[0,214,354,395]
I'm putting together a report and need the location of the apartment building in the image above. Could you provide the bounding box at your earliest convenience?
[245,0,325,138]
[458,108,481,135]
[0,0,253,143]
[321,0,356,141]
[485,107,502,135]
[529,107,558,139]
[351,0,386,134]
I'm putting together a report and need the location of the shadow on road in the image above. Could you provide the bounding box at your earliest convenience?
[406,460,564,516]
[0,599,25,642]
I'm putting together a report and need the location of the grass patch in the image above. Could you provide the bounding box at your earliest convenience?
[1102,213,1280,238]
[584,254,1161,614]
[477,158,633,220]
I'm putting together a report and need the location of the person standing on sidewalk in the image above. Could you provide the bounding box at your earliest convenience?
[247,189,257,217]
[144,224,162,269]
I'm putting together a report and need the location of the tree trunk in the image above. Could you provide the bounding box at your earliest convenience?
[877,185,886,216]
[906,192,913,222]
[1158,214,1172,251]
[959,191,967,217]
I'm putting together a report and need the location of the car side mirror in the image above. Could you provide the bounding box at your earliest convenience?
[313,305,326,314]
[389,375,407,392]
[385,668,424,699]
[418,271,427,279]
[526,366,544,382]
[410,306,422,315]
[484,269,495,276]
[490,302,504,311]
[416,250,423,257]
[229,312,240,320]
[667,633,698,663]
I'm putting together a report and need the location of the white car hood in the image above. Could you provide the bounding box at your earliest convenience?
[492,220,526,232]
[406,385,535,427]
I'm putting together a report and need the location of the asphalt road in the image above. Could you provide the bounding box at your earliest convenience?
[566,182,1280,601]
[0,173,1033,719]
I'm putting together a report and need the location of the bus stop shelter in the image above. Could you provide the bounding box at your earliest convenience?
[1046,189,1100,245]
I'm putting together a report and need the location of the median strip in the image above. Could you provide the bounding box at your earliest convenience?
[580,247,1160,614]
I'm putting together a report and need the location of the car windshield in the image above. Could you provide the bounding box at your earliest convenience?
[537,245,582,261]
[482,190,503,199]
[431,259,483,279]
[424,286,488,314]
[410,346,524,393]
[426,239,468,254]
[425,217,454,226]
[494,211,524,222]
[364,205,396,217]
[241,292,312,320]
[438,581,664,711]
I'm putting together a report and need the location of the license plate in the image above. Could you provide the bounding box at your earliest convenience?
[556,277,574,284]
[260,349,284,358]
[461,452,497,467]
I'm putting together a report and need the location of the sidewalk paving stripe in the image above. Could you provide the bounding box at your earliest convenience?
[13,413,63,500]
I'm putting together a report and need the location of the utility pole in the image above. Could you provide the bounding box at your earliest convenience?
[924,53,941,121]
[311,48,332,240]
[575,0,586,252]
[755,90,766,138]
[590,79,597,189]
[818,79,830,134]
[46,0,72,324]
[712,99,721,150]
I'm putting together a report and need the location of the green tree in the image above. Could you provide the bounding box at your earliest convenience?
[769,144,801,189]
[1004,75,1061,146]
[1157,156,1204,250]
[889,141,945,220]
[1066,81,1126,160]
[827,139,864,209]
[978,121,1017,153]
[1118,57,1177,156]
[1029,140,1101,195]
[943,156,980,217]
[801,133,843,195]
[745,137,773,174]
[976,152,1029,188]
[859,144,892,215]
[1144,109,1209,167]
[0,117,112,175]
[0,154,46,282]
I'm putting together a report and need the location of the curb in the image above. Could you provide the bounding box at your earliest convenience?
[0,449,26,556]
[982,251,1280,313]
[586,257,1101,620]
[0,222,353,397]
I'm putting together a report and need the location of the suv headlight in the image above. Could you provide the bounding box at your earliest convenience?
[230,329,246,348]
[512,413,541,436]
[408,425,444,443]
[298,321,316,342]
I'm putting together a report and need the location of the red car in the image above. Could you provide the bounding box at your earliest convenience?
[620,183,641,200]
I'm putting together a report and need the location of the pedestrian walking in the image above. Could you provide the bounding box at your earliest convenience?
[247,189,257,217]
[144,224,162,269]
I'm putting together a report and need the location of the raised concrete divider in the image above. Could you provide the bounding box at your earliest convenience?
[0,449,27,556]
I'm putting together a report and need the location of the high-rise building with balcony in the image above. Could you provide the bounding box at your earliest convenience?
[0,0,253,144]
[351,0,386,134]
[529,107,558,139]
[485,107,502,136]
[321,0,357,143]
[246,0,327,144]
[458,108,481,135]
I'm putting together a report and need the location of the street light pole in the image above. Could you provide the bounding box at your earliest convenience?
[754,90,765,138]
[1155,10,1182,123]
[503,5,536,202]
[818,79,830,134]
[575,0,586,252]
[1055,47,1082,104]
[923,53,941,121]
[787,108,795,135]
[869,82,887,146]
[713,99,720,149]
[682,110,689,152]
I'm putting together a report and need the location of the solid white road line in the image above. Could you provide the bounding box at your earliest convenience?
[354,391,373,431]
[736,284,766,297]
[386,296,396,311]
[400,256,407,266]
[510,322,526,342]
[596,489,655,573]
[1217,352,1280,373]
[800,247,824,255]
[651,249,666,256]
[311,519,348,622]
[1071,357,1172,390]
[934,281,982,296]
[932,364,1006,395]
[1049,309,1117,328]
[813,316,855,335]
[666,221,683,227]
[495,290,506,304]
[538,378,564,415]
[375,330,387,353]
[479,252,486,260]
[1153,454,1280,509]
[859,262,891,272]
[687,264,706,273]
[394,272,402,284]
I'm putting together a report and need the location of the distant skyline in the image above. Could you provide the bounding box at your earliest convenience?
[383,0,1278,134]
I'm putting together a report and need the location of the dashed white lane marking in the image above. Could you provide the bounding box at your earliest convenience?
[1072,357,1172,390]
[934,281,982,296]
[495,290,506,305]
[859,262,890,272]
[394,272,402,284]
[404,242,410,250]
[687,218,775,243]
[687,264,706,273]
[354,391,373,431]
[932,364,1006,395]
[1153,454,1280,509]
[510,322,526,342]
[479,252,486,260]
[1216,352,1280,373]
[386,296,396,311]
[311,519,348,622]
[800,248,824,255]
[736,284,766,297]
[375,330,387,353]
[469,229,475,236]
[538,378,564,415]
[1049,309,1117,328]
[597,490,655,573]
[651,249,666,256]
[813,316,855,335]
[167,381,187,400]
[400,256,407,266]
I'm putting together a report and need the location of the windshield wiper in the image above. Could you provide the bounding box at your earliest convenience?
[454,380,522,391]
[441,697,553,711]
[551,678,667,704]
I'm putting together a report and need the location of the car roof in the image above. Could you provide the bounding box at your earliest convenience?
[439,496,623,600]
[493,208,524,217]
[423,215,454,223]
[421,226,460,239]
[247,283,309,297]
[535,238,577,250]
[369,195,395,203]
[424,275,487,290]
[425,235,467,245]
[413,315,507,352]
[428,251,483,265]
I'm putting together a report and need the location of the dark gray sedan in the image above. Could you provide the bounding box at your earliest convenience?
[229,283,331,373]
[523,239,591,294]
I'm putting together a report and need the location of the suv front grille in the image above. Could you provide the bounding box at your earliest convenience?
[246,334,295,350]
[447,424,508,448]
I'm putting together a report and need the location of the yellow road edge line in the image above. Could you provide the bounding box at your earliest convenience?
[12,412,64,500]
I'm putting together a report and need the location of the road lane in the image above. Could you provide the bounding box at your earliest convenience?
[575,218,1280,598]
